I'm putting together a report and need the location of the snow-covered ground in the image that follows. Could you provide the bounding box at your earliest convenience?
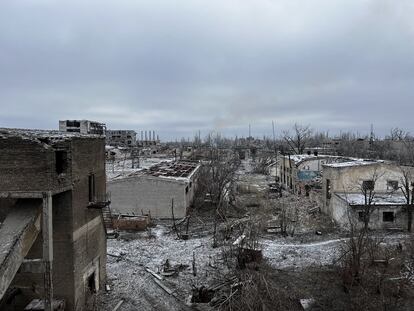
[99,222,409,310]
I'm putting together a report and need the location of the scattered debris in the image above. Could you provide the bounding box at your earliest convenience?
[300,298,316,310]
[24,299,65,311]
[112,300,124,311]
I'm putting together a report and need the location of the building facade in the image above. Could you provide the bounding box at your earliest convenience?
[279,154,352,194]
[59,120,106,135]
[0,128,107,310]
[108,160,200,218]
[106,130,137,147]
[322,160,414,229]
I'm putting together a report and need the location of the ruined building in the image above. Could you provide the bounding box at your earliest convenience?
[279,154,353,194]
[59,120,106,135]
[106,130,136,147]
[322,159,414,230]
[108,160,200,218]
[0,128,108,310]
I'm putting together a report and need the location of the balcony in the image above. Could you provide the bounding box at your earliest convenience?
[88,192,111,209]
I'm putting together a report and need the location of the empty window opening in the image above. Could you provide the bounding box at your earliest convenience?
[89,174,96,202]
[358,211,365,222]
[387,180,399,191]
[185,186,189,194]
[87,272,96,293]
[55,151,68,175]
[66,120,80,127]
[67,128,81,133]
[383,212,394,222]
[362,180,375,191]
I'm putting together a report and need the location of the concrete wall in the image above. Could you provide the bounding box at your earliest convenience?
[108,176,192,219]
[322,163,414,230]
[322,163,407,212]
[324,163,404,194]
[70,138,107,310]
[330,194,409,230]
[330,194,353,228]
[0,137,72,192]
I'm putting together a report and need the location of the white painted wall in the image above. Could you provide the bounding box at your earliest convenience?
[108,176,192,218]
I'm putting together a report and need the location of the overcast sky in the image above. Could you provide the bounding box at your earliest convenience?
[1,0,413,140]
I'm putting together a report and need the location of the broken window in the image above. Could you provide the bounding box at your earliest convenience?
[358,211,365,222]
[185,186,189,194]
[383,212,394,222]
[66,120,80,127]
[88,174,96,202]
[362,180,375,191]
[387,180,399,191]
[55,151,68,175]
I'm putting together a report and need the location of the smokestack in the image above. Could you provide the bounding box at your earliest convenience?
[149,131,152,141]
[145,131,147,141]
[141,131,143,141]
[153,131,155,142]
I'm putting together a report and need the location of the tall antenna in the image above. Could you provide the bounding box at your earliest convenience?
[249,124,251,138]
[370,123,374,145]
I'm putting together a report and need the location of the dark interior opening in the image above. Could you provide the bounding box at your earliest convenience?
[362,180,375,191]
[87,272,96,293]
[55,151,68,175]
[88,174,96,202]
[383,212,394,222]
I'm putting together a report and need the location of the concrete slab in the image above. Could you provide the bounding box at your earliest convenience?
[0,201,41,299]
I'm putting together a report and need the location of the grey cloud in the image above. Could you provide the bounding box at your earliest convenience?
[1,0,414,139]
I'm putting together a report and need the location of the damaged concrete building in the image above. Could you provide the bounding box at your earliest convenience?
[279,154,352,195]
[106,130,136,147]
[322,159,414,230]
[108,160,200,219]
[59,120,106,135]
[0,128,108,310]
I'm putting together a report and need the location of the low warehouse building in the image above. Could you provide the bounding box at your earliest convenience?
[108,160,200,219]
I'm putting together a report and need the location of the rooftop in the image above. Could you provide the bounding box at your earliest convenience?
[113,160,201,182]
[323,159,385,168]
[336,192,407,205]
[0,128,103,145]
[281,154,352,166]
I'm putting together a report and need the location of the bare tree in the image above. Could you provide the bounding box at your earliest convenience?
[195,147,240,218]
[388,127,410,141]
[282,123,312,154]
[356,169,383,231]
[398,166,414,232]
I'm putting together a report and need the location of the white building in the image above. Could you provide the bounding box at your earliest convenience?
[322,160,414,230]
[279,154,352,194]
[108,160,200,218]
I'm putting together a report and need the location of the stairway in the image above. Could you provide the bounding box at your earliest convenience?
[100,205,117,238]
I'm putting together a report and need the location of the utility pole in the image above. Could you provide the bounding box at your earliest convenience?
[272,120,278,184]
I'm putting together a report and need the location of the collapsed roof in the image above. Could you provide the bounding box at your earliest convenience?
[0,128,103,148]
